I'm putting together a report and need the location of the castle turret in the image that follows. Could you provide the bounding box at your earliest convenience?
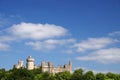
[14,60,24,69]
[18,60,24,67]
[13,56,72,74]
[26,56,34,70]
[69,60,72,73]
[48,62,53,73]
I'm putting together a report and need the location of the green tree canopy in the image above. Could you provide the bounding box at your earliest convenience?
[55,71,71,80]
[96,73,105,80]
[71,68,83,80]
[0,68,120,80]
[83,71,95,80]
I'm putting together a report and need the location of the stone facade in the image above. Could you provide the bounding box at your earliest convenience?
[26,56,35,70]
[14,60,24,69]
[41,61,72,74]
[14,56,72,74]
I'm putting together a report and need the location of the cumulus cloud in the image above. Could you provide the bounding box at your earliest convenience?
[26,41,54,50]
[0,22,70,51]
[109,31,120,36]
[76,48,120,64]
[0,15,8,27]
[7,22,68,40]
[74,37,116,52]
[0,43,10,50]
[44,38,75,45]
[61,50,74,54]
[0,36,16,51]
[0,36,16,42]
[26,39,76,50]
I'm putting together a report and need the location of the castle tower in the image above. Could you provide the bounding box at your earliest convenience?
[48,62,53,73]
[18,60,24,67]
[26,56,34,70]
[69,60,72,73]
[41,61,49,72]
[14,60,24,69]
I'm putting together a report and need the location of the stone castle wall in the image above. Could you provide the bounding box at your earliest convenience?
[14,56,72,74]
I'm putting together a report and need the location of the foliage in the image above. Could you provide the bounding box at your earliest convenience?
[83,71,95,80]
[55,71,71,80]
[71,68,83,80]
[96,73,105,80]
[0,68,120,80]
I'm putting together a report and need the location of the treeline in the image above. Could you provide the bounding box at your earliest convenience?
[0,68,120,80]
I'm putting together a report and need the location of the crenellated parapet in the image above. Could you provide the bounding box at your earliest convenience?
[13,56,72,74]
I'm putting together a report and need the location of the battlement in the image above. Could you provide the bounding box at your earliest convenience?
[13,56,72,74]
[26,56,34,62]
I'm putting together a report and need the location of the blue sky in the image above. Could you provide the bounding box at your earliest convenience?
[0,0,120,73]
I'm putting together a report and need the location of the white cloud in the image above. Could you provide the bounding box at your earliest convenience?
[0,36,16,42]
[8,22,68,40]
[0,22,70,51]
[26,39,76,50]
[0,43,10,51]
[61,50,74,54]
[74,37,116,52]
[26,41,54,50]
[44,38,75,45]
[0,36,14,51]
[74,66,117,74]
[76,48,120,64]
[92,70,116,74]
[109,31,120,36]
[0,15,8,27]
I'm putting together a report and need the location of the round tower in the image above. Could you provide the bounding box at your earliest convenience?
[26,56,34,70]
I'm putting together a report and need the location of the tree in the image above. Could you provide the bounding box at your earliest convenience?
[34,72,52,80]
[83,71,95,80]
[96,73,105,80]
[105,72,119,80]
[55,71,71,80]
[0,68,7,80]
[115,74,120,80]
[30,68,42,75]
[11,68,34,80]
[71,68,83,80]
[34,73,43,80]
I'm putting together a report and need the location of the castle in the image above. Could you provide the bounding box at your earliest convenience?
[14,56,72,74]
